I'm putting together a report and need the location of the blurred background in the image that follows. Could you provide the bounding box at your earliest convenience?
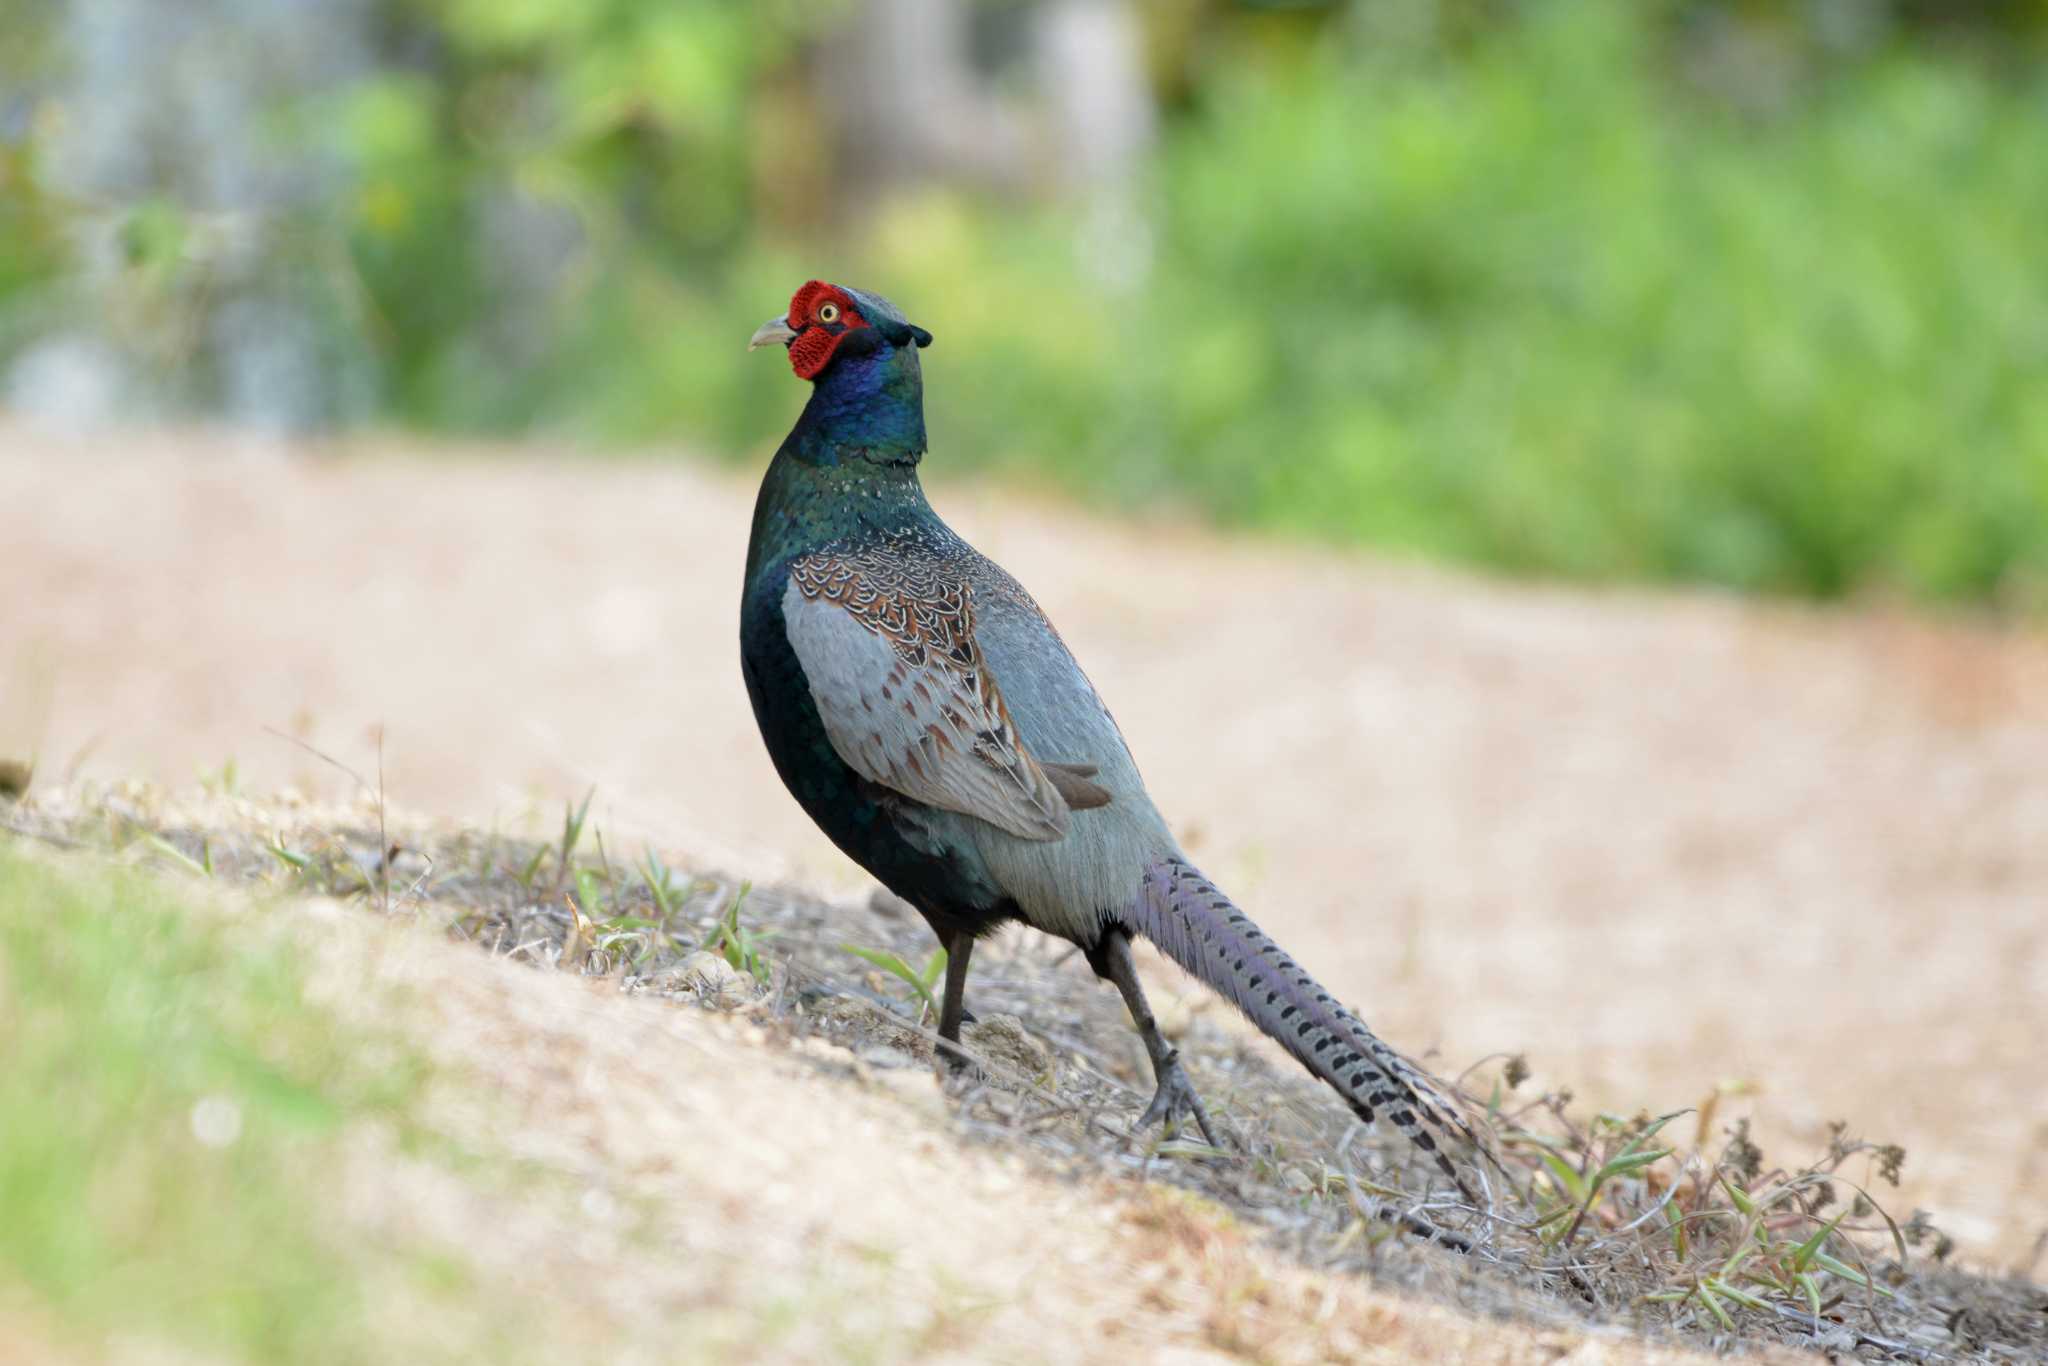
[5,0,2047,601]
[5,0,2048,1281]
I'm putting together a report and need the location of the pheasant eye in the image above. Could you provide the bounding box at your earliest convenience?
[817,302,841,324]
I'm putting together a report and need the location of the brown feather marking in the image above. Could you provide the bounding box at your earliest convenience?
[793,536,1102,830]
[1043,762,1113,811]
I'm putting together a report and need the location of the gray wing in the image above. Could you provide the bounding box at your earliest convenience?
[782,552,1104,841]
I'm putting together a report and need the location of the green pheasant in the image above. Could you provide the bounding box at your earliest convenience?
[740,280,1482,1198]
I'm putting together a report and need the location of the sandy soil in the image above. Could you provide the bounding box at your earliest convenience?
[12,827,1805,1366]
[322,868,1818,1366]
[5,421,2045,1275]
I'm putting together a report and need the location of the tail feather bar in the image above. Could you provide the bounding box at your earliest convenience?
[1126,857,1486,1202]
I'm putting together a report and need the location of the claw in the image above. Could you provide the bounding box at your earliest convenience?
[1134,1048,1225,1149]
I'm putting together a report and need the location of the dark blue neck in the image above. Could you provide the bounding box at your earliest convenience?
[745,336,940,582]
[785,338,927,467]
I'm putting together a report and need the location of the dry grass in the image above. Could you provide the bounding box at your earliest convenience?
[6,780,2042,1363]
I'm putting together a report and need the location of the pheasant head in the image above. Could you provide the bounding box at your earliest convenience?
[749,280,933,381]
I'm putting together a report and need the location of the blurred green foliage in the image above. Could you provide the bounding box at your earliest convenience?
[328,0,828,430]
[0,849,436,1363]
[4,0,2047,601]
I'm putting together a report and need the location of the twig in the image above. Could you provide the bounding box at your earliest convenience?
[264,723,395,914]
[264,725,378,806]
[1765,1303,1938,1362]
[804,972,1137,1148]
[376,728,389,915]
[0,819,81,850]
[1029,1026,1142,1090]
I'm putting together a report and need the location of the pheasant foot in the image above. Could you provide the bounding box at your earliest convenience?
[1137,1047,1223,1148]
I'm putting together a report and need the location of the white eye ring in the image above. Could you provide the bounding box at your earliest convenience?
[818,302,841,324]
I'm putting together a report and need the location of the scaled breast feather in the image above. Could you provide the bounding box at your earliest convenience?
[783,544,1074,841]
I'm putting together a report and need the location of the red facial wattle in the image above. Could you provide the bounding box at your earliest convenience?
[787,327,839,380]
[784,280,868,380]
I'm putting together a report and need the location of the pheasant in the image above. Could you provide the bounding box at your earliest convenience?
[741,280,1482,1198]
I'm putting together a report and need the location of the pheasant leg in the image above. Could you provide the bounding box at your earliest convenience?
[935,930,975,1070]
[1097,930,1223,1148]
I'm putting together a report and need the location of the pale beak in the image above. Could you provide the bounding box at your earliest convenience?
[748,315,798,351]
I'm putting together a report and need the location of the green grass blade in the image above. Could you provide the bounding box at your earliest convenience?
[141,834,208,878]
[841,944,939,1013]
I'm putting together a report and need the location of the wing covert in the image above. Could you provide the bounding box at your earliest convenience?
[782,541,1083,841]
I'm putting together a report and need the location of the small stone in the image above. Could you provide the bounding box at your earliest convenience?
[962,1013,1052,1079]
[662,950,759,1009]
[0,759,31,800]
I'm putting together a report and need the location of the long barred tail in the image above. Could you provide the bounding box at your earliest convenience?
[1127,856,1486,1202]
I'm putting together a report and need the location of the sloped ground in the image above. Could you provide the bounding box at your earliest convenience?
[2,426,2045,1356]
[5,785,2043,1363]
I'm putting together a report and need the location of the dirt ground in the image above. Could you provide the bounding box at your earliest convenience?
[8,815,1842,1366]
[5,420,2046,1282]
